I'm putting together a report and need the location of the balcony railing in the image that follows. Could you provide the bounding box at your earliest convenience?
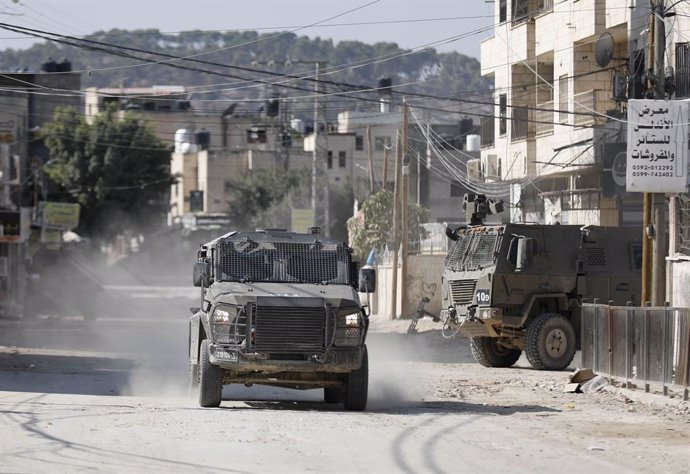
[480,116,495,148]
[535,101,554,135]
[573,90,616,126]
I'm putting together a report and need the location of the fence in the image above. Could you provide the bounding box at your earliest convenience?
[680,193,690,256]
[581,301,690,400]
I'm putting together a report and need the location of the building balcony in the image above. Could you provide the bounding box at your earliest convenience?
[570,0,606,42]
[573,90,615,126]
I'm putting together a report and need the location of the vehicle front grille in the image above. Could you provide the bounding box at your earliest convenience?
[254,305,326,352]
[449,279,477,306]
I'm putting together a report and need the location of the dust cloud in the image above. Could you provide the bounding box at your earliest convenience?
[365,326,470,410]
[5,232,469,408]
[4,234,196,400]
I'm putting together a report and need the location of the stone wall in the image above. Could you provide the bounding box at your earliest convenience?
[370,254,444,319]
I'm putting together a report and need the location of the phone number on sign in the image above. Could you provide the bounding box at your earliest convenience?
[631,164,675,171]
[632,171,675,177]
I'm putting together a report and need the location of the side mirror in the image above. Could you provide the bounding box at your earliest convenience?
[358,266,376,293]
[350,261,360,288]
[193,261,210,287]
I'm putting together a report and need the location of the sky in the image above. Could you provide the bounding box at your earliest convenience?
[0,0,495,59]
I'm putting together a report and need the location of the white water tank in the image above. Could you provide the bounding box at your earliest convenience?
[466,134,480,152]
[291,118,305,134]
[175,128,197,153]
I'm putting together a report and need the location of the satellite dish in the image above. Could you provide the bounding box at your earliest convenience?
[612,151,627,187]
[595,32,615,68]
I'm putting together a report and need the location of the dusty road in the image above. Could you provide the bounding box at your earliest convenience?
[0,280,688,473]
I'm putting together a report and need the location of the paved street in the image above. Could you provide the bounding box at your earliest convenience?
[0,281,688,473]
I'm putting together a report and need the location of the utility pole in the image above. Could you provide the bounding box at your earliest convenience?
[390,129,402,319]
[366,125,377,193]
[400,98,410,318]
[310,61,330,236]
[643,0,666,305]
[381,141,389,190]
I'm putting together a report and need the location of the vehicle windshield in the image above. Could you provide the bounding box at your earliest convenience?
[445,230,502,271]
[215,239,352,284]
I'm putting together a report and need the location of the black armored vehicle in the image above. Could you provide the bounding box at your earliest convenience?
[188,228,375,410]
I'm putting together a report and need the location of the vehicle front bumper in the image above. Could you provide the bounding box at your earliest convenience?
[208,343,364,373]
[445,306,504,338]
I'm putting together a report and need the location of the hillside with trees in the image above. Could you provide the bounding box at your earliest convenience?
[0,29,490,108]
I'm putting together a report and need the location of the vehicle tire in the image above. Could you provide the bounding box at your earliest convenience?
[324,387,343,404]
[525,313,576,371]
[198,339,222,407]
[470,337,522,368]
[343,345,368,411]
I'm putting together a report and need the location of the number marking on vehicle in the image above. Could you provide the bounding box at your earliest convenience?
[475,289,491,306]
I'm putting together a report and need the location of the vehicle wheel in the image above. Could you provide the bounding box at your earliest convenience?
[324,387,343,404]
[525,313,576,371]
[198,339,222,407]
[343,345,368,411]
[469,337,522,368]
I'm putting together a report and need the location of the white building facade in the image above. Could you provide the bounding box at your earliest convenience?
[480,0,690,306]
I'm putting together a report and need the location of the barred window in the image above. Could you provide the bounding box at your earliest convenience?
[676,43,690,98]
[499,94,507,136]
[680,194,690,256]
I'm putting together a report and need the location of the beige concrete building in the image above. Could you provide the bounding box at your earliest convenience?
[479,0,649,226]
[479,0,690,306]
[84,86,224,150]
[336,109,484,224]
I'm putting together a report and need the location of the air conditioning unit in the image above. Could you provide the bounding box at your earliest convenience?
[467,159,482,180]
[484,154,500,180]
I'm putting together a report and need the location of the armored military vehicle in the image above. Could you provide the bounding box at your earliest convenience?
[188,228,375,410]
[441,196,641,371]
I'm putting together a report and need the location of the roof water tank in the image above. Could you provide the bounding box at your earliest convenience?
[290,118,304,134]
[196,130,210,151]
[377,77,393,92]
[41,58,57,73]
[175,128,197,153]
[57,58,72,72]
[466,134,481,152]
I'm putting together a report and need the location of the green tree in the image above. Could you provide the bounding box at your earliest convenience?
[347,190,430,259]
[41,106,173,240]
[225,168,311,231]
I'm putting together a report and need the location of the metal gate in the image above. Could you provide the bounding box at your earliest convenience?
[581,301,690,400]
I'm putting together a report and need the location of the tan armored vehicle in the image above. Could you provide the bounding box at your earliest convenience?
[188,228,375,409]
[441,196,642,370]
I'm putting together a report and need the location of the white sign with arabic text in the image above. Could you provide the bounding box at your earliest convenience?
[627,99,688,193]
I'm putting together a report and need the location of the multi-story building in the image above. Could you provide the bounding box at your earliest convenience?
[0,65,82,317]
[480,0,690,305]
[479,0,654,226]
[84,85,224,150]
[335,109,483,224]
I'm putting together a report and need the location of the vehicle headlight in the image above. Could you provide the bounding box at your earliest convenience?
[211,304,244,344]
[335,309,363,346]
[213,305,236,325]
[345,313,360,327]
